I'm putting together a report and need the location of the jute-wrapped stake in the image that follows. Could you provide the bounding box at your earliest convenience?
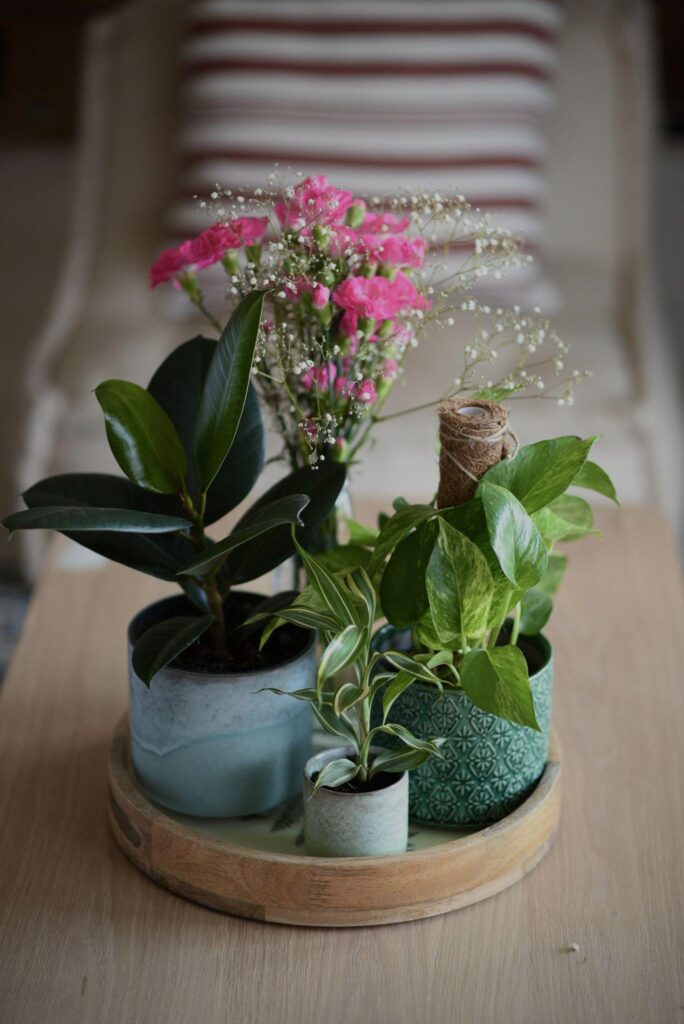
[436,397,512,508]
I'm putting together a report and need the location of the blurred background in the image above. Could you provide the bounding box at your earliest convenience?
[1,0,682,671]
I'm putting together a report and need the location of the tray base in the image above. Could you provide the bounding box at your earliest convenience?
[108,716,561,927]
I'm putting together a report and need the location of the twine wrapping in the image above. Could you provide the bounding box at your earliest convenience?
[436,397,516,508]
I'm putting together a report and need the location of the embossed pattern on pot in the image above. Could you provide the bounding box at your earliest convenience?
[373,626,553,827]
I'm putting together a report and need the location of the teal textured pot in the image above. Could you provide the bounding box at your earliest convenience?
[372,625,554,827]
[128,594,315,818]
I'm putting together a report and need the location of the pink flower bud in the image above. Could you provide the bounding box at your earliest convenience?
[312,284,330,309]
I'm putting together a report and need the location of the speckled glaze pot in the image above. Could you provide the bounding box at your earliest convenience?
[303,746,409,857]
[372,625,554,828]
[128,594,315,818]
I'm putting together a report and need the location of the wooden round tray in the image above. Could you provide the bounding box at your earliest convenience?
[108,716,561,927]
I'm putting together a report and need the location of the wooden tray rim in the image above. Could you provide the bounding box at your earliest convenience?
[108,715,562,925]
[109,714,561,867]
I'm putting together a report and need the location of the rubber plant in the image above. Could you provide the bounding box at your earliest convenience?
[247,531,445,793]
[3,291,346,682]
[345,435,619,727]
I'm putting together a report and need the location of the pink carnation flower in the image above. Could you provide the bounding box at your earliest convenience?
[354,379,377,404]
[382,358,400,379]
[189,225,236,270]
[149,241,194,288]
[339,310,359,339]
[362,212,410,234]
[326,225,359,257]
[224,216,269,248]
[333,272,425,320]
[312,283,330,309]
[301,362,337,392]
[275,176,355,230]
[283,278,331,309]
[357,233,426,268]
[190,218,269,269]
[149,216,268,287]
[334,377,377,404]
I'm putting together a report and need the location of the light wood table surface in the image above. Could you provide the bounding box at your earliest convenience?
[0,506,682,1024]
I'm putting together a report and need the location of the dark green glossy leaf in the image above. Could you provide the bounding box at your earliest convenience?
[2,506,190,535]
[380,519,438,628]
[177,494,309,578]
[95,380,188,494]
[426,520,493,645]
[368,504,435,583]
[131,615,214,686]
[482,436,597,513]
[572,459,619,504]
[533,494,598,543]
[22,473,192,580]
[222,462,346,585]
[519,588,553,636]
[460,646,539,729]
[479,481,548,590]
[147,336,265,521]
[194,290,267,492]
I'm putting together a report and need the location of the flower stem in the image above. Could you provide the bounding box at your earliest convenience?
[510,603,522,647]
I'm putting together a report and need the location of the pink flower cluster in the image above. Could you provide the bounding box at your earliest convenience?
[356,233,426,268]
[275,176,355,231]
[301,361,378,404]
[283,277,331,309]
[149,217,268,288]
[333,272,425,322]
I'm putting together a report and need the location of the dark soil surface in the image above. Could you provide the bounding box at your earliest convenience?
[171,592,309,675]
[315,769,401,795]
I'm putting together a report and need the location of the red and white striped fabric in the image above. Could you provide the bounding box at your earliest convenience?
[170,0,564,305]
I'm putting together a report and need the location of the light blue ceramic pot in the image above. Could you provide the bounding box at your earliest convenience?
[128,594,315,818]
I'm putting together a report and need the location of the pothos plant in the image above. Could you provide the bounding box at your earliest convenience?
[336,436,618,729]
[2,291,346,682]
[247,532,445,793]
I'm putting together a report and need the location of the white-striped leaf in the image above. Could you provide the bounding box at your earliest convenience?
[310,758,359,795]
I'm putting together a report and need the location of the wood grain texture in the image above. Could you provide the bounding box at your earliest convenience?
[108,717,561,927]
[0,507,683,1023]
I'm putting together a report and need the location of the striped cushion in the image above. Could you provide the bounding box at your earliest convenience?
[170,0,563,306]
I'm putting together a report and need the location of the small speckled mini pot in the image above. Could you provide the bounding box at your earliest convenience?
[372,625,554,828]
[303,746,408,857]
[128,594,315,818]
